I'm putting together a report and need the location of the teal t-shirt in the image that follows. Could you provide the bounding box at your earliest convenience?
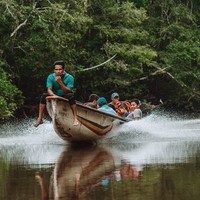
[46,72,74,96]
[98,105,118,116]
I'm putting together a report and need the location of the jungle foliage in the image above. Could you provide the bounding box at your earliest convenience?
[0,63,23,119]
[0,0,200,119]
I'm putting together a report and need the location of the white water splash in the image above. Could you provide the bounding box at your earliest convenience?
[106,112,200,142]
[0,114,200,166]
[0,118,66,166]
[0,118,64,145]
[102,112,200,170]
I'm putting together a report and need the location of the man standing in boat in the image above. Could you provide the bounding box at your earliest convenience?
[34,60,79,127]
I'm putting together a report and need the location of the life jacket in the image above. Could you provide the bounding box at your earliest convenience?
[114,101,131,116]
[124,101,131,112]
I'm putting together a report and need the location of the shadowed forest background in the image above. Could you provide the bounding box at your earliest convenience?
[0,0,200,120]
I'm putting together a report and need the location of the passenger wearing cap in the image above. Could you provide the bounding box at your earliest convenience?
[126,99,142,120]
[108,92,120,111]
[97,97,117,116]
[108,92,130,117]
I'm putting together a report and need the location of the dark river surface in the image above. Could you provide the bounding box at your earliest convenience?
[0,112,200,200]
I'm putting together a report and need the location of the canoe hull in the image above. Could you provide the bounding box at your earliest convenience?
[46,96,126,142]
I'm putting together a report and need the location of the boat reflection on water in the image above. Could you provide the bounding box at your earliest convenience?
[35,145,141,200]
[35,137,200,200]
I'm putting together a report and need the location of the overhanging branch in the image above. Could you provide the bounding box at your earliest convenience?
[76,54,117,72]
[10,19,28,37]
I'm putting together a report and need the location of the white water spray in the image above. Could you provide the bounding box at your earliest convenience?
[0,118,66,166]
[105,112,200,143]
[0,114,200,166]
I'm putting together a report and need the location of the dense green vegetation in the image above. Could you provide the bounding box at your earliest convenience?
[0,64,23,119]
[0,0,200,119]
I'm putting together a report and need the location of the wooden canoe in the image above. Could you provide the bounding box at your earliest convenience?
[46,96,127,143]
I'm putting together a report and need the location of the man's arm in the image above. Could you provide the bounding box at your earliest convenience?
[56,76,72,93]
[46,74,57,96]
[47,86,56,96]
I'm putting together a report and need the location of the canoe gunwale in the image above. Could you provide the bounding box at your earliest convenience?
[46,96,128,122]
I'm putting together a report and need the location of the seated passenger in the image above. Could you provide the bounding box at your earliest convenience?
[108,92,120,112]
[84,94,99,109]
[108,92,131,117]
[126,99,142,120]
[118,102,129,118]
[97,97,118,116]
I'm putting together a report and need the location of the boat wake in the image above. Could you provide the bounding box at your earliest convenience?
[105,111,200,143]
[1,113,200,146]
[0,118,66,165]
[0,118,64,145]
[102,112,200,168]
[0,114,199,167]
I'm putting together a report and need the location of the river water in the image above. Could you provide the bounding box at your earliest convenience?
[0,112,200,200]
